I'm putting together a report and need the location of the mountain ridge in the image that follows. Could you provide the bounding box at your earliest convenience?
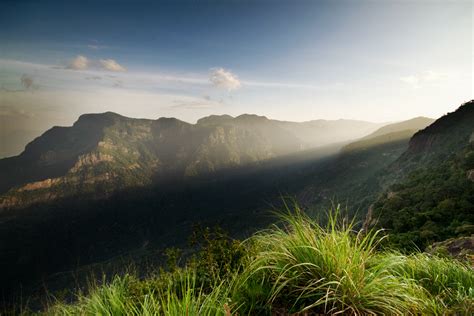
[0,112,383,208]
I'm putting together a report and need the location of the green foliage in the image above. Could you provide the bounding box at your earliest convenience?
[374,146,474,250]
[236,207,433,315]
[163,247,182,272]
[40,207,474,315]
[386,253,474,313]
[46,271,233,316]
[187,224,246,287]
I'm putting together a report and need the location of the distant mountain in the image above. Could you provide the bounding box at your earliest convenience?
[0,112,381,208]
[296,116,434,212]
[361,117,434,140]
[197,114,385,147]
[341,117,434,153]
[273,118,385,147]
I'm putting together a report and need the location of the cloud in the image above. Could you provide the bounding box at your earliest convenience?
[169,95,224,110]
[87,44,108,50]
[400,71,447,88]
[99,59,126,72]
[170,101,216,110]
[66,56,126,72]
[400,75,420,87]
[209,68,241,91]
[20,74,34,89]
[68,55,89,70]
[85,76,102,80]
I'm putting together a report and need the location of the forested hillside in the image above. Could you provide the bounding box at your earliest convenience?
[370,101,474,249]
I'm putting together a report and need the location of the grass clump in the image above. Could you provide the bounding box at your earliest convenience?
[47,270,234,316]
[386,253,474,314]
[236,207,433,314]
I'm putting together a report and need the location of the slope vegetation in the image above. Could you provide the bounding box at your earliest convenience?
[33,210,474,315]
[370,101,474,250]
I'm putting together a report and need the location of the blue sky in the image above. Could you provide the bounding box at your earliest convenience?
[0,0,472,152]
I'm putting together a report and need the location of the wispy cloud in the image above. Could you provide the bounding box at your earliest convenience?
[85,76,102,80]
[87,44,109,50]
[66,55,126,72]
[169,95,224,110]
[169,101,216,110]
[400,71,447,88]
[99,59,126,72]
[209,68,241,91]
[242,80,344,90]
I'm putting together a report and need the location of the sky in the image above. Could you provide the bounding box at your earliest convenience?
[0,0,472,156]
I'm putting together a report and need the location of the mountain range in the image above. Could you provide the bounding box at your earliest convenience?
[0,114,383,208]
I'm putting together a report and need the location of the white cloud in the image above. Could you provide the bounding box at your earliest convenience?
[209,68,241,91]
[400,71,447,88]
[68,55,89,70]
[87,44,108,50]
[400,75,420,87]
[66,56,126,72]
[99,59,126,72]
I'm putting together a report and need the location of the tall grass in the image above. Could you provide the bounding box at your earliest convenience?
[47,270,234,316]
[386,253,474,314]
[40,205,473,315]
[235,207,434,314]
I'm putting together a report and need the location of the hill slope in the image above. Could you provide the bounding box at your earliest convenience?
[296,117,435,213]
[370,101,474,249]
[362,117,434,140]
[342,117,434,153]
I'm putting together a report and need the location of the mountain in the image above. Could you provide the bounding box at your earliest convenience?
[361,117,434,140]
[368,101,474,249]
[273,118,385,147]
[0,113,381,209]
[341,117,434,153]
[295,117,435,212]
